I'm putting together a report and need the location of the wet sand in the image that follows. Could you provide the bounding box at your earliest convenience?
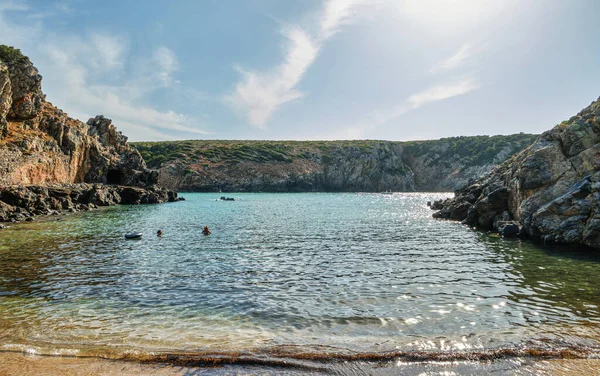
[3,351,600,375]
[0,352,186,376]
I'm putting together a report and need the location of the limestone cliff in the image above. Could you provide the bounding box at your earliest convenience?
[0,45,176,222]
[433,97,600,248]
[132,135,537,193]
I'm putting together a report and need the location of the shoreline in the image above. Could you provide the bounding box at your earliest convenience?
[0,183,180,226]
[2,351,600,376]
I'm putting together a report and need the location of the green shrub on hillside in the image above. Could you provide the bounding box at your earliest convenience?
[131,134,538,170]
[401,134,537,167]
[0,45,29,64]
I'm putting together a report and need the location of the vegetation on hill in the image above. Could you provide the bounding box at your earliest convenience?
[401,133,538,168]
[0,45,29,64]
[130,134,538,192]
[133,135,537,170]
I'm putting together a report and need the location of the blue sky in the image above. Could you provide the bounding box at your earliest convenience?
[0,0,599,141]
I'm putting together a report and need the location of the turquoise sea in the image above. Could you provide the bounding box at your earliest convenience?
[2,192,600,374]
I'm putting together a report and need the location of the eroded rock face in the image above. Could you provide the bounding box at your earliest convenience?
[0,61,11,138]
[0,45,177,221]
[141,135,536,193]
[83,115,155,187]
[0,46,44,120]
[433,97,600,248]
[0,47,158,188]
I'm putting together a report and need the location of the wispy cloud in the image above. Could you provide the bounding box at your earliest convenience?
[225,27,317,129]
[0,0,28,12]
[407,78,480,108]
[332,39,484,140]
[42,40,208,138]
[343,78,481,139]
[152,46,180,86]
[320,0,359,39]
[25,1,76,20]
[0,4,208,141]
[226,0,362,129]
[431,43,473,74]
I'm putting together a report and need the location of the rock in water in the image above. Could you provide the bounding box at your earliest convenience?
[433,96,600,248]
[498,222,520,237]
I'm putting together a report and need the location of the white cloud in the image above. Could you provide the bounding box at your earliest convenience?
[41,41,208,139]
[226,0,363,129]
[0,5,207,141]
[89,34,127,72]
[152,46,179,87]
[343,78,481,139]
[320,0,360,40]
[431,43,473,74]
[225,27,317,129]
[407,78,480,108]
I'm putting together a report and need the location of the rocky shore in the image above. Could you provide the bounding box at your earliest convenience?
[432,97,600,248]
[0,183,178,225]
[0,45,178,224]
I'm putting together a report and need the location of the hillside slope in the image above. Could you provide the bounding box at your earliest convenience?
[433,96,600,248]
[132,135,537,192]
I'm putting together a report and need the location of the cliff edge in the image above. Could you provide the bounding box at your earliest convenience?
[0,46,177,222]
[433,97,600,248]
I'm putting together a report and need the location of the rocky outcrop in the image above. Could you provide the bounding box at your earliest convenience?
[0,61,11,137]
[0,45,44,121]
[0,184,177,223]
[165,144,415,192]
[0,45,177,223]
[433,97,600,248]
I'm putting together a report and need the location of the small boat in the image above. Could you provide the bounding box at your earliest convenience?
[124,232,143,239]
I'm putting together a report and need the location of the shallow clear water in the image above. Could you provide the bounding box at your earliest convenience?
[2,192,600,369]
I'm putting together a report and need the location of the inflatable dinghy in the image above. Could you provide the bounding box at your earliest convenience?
[124,232,143,239]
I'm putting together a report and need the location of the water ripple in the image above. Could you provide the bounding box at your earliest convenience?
[2,193,600,356]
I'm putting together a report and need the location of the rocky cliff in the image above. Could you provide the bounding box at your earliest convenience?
[433,97,600,248]
[0,45,177,223]
[132,135,537,193]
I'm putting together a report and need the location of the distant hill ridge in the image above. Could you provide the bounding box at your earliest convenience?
[132,134,538,192]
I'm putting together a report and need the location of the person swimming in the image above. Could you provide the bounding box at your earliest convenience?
[157,230,163,237]
[202,226,211,236]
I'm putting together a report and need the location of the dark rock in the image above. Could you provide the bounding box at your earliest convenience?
[433,96,600,248]
[450,202,472,220]
[431,198,449,211]
[498,222,520,237]
[0,183,178,222]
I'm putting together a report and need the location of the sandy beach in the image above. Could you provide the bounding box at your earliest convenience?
[3,351,600,376]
